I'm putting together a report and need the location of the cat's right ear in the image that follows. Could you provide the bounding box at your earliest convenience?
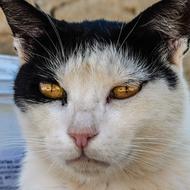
[0,0,54,63]
[127,0,190,67]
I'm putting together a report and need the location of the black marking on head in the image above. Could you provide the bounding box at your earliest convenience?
[1,0,189,111]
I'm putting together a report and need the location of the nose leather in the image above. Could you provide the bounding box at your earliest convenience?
[68,131,98,149]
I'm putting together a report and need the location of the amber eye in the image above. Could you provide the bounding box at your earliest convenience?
[110,83,141,100]
[39,82,66,99]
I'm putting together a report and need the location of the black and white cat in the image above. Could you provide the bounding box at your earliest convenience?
[1,0,190,189]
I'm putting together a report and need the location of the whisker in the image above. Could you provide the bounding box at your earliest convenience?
[116,22,125,48]
[118,15,142,52]
[39,9,65,60]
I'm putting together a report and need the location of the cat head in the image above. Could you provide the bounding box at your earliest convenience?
[1,0,190,181]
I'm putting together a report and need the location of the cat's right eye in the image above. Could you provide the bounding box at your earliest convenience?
[109,83,141,100]
[39,82,66,100]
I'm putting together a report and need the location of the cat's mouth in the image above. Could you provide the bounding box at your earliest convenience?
[66,154,110,167]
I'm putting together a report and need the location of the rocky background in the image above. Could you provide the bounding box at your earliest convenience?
[0,0,189,83]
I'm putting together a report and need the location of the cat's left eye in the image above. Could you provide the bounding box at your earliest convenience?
[109,83,141,100]
[39,82,66,100]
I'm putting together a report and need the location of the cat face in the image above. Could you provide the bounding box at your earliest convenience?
[1,0,190,180]
[16,46,187,178]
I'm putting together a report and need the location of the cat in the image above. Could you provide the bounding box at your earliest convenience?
[1,0,190,189]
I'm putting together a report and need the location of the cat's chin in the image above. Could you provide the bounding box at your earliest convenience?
[65,155,110,175]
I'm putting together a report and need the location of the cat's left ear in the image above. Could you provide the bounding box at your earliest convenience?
[130,0,190,67]
[0,0,56,63]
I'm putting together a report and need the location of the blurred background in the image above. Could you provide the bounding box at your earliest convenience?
[0,0,189,84]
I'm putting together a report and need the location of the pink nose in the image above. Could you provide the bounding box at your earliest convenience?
[68,131,98,149]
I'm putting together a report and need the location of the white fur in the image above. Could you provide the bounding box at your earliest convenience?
[17,46,190,190]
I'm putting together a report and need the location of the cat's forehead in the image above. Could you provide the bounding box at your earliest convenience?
[32,41,176,92]
[55,45,146,86]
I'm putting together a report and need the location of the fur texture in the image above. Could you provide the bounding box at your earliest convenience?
[1,0,190,189]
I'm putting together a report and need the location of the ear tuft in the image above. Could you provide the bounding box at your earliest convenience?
[168,38,189,65]
[13,37,26,64]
